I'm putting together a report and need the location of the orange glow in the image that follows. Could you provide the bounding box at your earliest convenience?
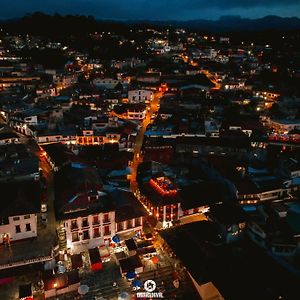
[150,177,177,196]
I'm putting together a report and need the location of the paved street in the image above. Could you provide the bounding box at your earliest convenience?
[130,91,161,191]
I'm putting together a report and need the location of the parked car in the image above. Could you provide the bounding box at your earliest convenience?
[41,213,47,225]
[41,203,47,213]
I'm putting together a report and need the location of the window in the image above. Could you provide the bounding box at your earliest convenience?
[72,232,79,242]
[118,222,124,231]
[104,225,110,236]
[82,230,90,240]
[103,214,110,223]
[25,223,31,231]
[15,225,21,233]
[93,215,99,225]
[71,220,78,230]
[13,216,20,221]
[135,218,141,227]
[93,227,100,238]
[82,218,89,228]
[127,219,133,229]
[24,215,30,219]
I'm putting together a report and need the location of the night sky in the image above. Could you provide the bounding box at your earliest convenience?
[1,0,300,20]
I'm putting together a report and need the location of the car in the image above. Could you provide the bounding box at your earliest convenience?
[41,203,47,213]
[41,213,47,224]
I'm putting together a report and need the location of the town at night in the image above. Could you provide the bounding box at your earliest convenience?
[1,1,300,299]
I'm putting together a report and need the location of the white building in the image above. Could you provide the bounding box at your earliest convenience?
[56,165,145,254]
[93,78,123,90]
[128,90,154,103]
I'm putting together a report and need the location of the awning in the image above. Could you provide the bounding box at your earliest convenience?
[126,271,136,280]
[125,238,137,251]
[71,254,83,269]
[118,230,136,241]
[112,235,121,243]
[132,279,143,288]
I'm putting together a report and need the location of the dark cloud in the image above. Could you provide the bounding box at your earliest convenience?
[0,0,300,20]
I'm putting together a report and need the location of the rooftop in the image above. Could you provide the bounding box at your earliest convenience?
[0,180,40,219]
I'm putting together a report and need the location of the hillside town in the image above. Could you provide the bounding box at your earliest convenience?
[0,13,300,300]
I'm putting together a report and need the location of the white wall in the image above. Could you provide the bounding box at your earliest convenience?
[128,90,153,103]
[0,214,37,243]
[64,211,116,254]
[93,78,120,89]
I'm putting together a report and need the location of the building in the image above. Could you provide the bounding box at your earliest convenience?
[93,78,122,90]
[0,180,40,244]
[268,119,300,134]
[138,176,181,228]
[128,90,153,103]
[0,143,39,182]
[207,203,247,243]
[113,104,146,121]
[55,163,145,253]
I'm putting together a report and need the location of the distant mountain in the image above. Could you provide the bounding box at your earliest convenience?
[1,13,300,35]
[126,15,300,32]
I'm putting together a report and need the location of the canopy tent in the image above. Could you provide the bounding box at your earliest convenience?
[151,256,159,264]
[132,279,143,288]
[78,284,89,295]
[118,291,129,300]
[125,271,136,280]
[112,235,121,243]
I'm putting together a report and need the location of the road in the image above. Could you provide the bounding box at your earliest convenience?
[200,69,221,90]
[130,91,162,191]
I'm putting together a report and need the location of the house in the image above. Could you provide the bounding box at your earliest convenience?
[113,104,146,121]
[9,108,47,135]
[55,163,145,253]
[138,175,181,228]
[136,72,161,84]
[0,125,20,145]
[41,143,74,172]
[128,90,153,103]
[0,180,40,245]
[43,270,80,299]
[93,78,123,90]
[0,75,41,91]
[246,204,298,258]
[111,189,146,240]
[0,143,39,182]
[207,203,247,243]
[267,119,300,134]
